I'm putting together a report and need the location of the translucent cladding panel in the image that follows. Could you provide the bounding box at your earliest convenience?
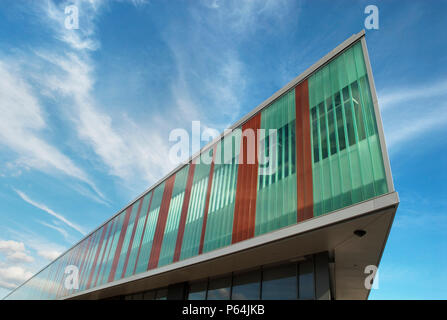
[134,182,166,274]
[180,149,213,260]
[158,165,190,267]
[231,269,261,300]
[98,212,125,285]
[202,131,240,253]
[308,41,387,217]
[261,263,297,300]
[113,201,142,281]
[89,223,112,288]
[207,275,231,300]
[256,89,297,236]
[96,214,121,286]
[123,191,153,278]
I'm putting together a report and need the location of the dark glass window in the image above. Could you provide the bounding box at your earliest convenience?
[284,123,289,178]
[261,263,297,300]
[311,107,319,163]
[188,281,207,300]
[207,275,231,300]
[277,126,283,181]
[290,121,296,174]
[231,270,261,300]
[318,102,328,159]
[143,290,156,300]
[299,260,315,300]
[155,287,168,300]
[326,97,337,155]
[335,98,346,152]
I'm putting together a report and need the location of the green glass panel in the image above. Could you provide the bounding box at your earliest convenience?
[133,182,165,274]
[158,165,189,267]
[308,41,388,217]
[123,191,153,278]
[180,149,213,260]
[202,131,240,253]
[114,200,142,281]
[255,89,297,236]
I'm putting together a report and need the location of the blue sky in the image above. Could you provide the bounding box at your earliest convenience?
[0,0,446,299]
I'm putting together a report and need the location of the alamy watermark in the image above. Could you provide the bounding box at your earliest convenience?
[364,265,379,290]
[64,265,79,290]
[364,5,379,30]
[169,121,278,175]
[65,5,79,30]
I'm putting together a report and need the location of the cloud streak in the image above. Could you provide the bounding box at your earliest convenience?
[378,79,447,153]
[15,190,86,236]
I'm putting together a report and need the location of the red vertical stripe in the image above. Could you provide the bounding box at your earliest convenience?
[232,114,261,244]
[86,224,108,289]
[198,146,217,254]
[94,219,114,287]
[107,205,133,282]
[173,162,196,262]
[77,236,92,286]
[295,80,314,222]
[100,218,119,284]
[147,175,176,270]
[133,191,154,275]
[121,199,144,278]
[79,232,98,287]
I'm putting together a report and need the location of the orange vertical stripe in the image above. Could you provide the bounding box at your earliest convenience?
[133,191,154,275]
[232,113,261,244]
[173,162,196,262]
[107,205,133,282]
[147,175,176,270]
[86,224,108,289]
[121,198,144,278]
[295,80,314,222]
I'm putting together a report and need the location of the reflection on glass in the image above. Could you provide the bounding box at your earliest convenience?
[188,281,207,300]
[207,276,231,300]
[231,270,261,300]
[261,264,296,300]
[299,260,315,300]
[155,287,168,300]
[143,290,156,300]
[132,293,144,300]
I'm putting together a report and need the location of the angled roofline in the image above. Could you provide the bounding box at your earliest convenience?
[4,30,367,299]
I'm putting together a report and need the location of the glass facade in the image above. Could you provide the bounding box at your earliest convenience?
[120,259,317,300]
[6,37,389,300]
[308,42,387,216]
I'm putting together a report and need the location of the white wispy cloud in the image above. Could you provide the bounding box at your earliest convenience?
[36,220,71,242]
[378,79,447,153]
[0,61,104,200]
[15,189,86,236]
[379,80,447,111]
[30,0,175,189]
[0,265,34,290]
[37,250,62,261]
[0,240,34,264]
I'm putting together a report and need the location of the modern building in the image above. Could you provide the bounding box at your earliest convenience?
[5,30,399,300]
